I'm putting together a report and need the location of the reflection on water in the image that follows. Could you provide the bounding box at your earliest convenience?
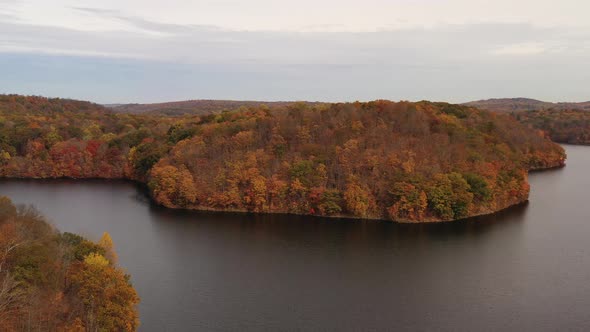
[0,145,588,331]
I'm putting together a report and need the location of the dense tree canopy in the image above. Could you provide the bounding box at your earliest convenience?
[0,196,139,331]
[464,98,590,146]
[150,100,565,221]
[0,94,181,180]
[513,109,590,145]
[0,95,566,222]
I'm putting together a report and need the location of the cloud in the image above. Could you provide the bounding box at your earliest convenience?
[71,6,213,36]
[1,12,586,65]
[492,42,547,56]
[71,6,118,16]
[1,10,590,103]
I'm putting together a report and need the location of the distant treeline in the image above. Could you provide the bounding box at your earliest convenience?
[463,98,590,144]
[108,99,323,116]
[513,109,590,145]
[464,98,590,113]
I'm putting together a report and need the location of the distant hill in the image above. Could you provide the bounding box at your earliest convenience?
[464,98,590,112]
[513,109,590,145]
[108,100,323,116]
[464,98,590,145]
[0,94,109,113]
[113,98,590,115]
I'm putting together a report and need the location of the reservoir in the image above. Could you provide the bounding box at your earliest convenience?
[1,145,589,331]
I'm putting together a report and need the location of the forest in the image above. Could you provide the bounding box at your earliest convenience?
[0,94,566,222]
[109,99,321,116]
[513,109,590,145]
[464,98,590,145]
[0,196,139,331]
[464,98,590,113]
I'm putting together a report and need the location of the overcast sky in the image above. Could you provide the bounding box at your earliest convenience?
[0,0,589,103]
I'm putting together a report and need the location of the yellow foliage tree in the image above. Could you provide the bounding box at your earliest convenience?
[150,164,197,207]
[71,253,139,331]
[98,232,118,264]
[344,181,375,218]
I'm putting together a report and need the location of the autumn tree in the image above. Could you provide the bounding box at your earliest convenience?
[69,253,140,331]
[99,232,118,264]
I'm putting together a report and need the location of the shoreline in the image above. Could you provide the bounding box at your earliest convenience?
[0,161,565,224]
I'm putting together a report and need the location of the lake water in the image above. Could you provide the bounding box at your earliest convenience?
[1,145,589,331]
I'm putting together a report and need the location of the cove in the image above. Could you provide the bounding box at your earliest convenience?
[0,145,589,331]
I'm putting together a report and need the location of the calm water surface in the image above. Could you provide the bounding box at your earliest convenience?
[1,145,590,331]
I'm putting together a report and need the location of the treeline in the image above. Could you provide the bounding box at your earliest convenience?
[513,109,590,145]
[464,98,590,113]
[0,196,139,331]
[109,99,322,116]
[0,95,566,222]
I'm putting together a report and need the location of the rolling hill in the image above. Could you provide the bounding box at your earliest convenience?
[464,98,590,112]
[108,100,323,116]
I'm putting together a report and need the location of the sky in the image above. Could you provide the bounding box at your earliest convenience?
[0,0,589,104]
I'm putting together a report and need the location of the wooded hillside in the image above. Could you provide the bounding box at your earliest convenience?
[109,100,322,116]
[0,95,566,222]
[464,97,590,145]
[464,98,590,112]
[514,109,590,145]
